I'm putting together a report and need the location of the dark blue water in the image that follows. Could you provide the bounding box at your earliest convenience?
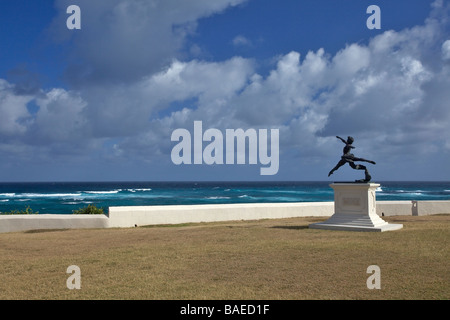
[0,181,449,214]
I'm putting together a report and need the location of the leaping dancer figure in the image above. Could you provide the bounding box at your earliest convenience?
[328,136,376,182]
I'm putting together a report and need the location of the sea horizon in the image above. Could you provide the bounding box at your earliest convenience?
[1,180,449,215]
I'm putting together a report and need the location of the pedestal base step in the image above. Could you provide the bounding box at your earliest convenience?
[309,213,403,232]
[309,220,403,232]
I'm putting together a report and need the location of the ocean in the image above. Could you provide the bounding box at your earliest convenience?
[0,181,449,215]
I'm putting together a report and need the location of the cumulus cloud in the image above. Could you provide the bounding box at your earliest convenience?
[32,89,87,142]
[51,0,248,85]
[1,0,449,179]
[0,80,33,136]
[141,0,449,165]
[0,81,86,135]
[443,40,450,60]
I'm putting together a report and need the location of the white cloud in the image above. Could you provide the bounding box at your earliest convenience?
[0,80,33,136]
[33,88,87,142]
[443,40,450,60]
[51,0,248,84]
[232,35,252,47]
[145,57,254,102]
[72,56,255,140]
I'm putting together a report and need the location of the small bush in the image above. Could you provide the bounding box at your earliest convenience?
[72,205,104,215]
[1,206,39,215]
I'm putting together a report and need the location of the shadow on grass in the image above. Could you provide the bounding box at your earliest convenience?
[270,225,310,230]
[24,229,69,234]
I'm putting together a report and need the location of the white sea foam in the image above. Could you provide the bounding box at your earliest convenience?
[238,194,256,199]
[0,193,15,197]
[64,201,93,204]
[206,196,231,200]
[84,190,120,194]
[0,199,9,202]
[19,193,82,198]
[127,188,152,192]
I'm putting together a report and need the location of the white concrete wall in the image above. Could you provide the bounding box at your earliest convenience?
[0,200,449,234]
[376,201,416,216]
[413,200,450,216]
[107,202,335,228]
[0,214,109,234]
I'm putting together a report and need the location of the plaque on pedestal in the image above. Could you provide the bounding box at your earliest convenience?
[309,183,403,232]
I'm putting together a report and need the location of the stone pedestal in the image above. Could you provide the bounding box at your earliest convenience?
[309,183,403,232]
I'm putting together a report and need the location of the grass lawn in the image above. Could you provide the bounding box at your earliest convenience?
[0,215,448,300]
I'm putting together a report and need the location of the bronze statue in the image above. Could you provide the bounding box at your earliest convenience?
[328,136,376,182]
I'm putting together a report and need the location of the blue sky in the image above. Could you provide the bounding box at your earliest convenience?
[0,0,449,182]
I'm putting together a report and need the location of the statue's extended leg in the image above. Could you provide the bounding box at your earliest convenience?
[349,163,372,182]
[353,157,376,165]
[328,160,346,177]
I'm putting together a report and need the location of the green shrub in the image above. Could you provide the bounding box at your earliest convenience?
[1,206,39,215]
[72,205,104,215]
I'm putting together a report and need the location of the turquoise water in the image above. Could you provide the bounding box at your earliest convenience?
[0,181,449,214]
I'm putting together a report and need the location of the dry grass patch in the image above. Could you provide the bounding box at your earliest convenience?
[0,215,448,300]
